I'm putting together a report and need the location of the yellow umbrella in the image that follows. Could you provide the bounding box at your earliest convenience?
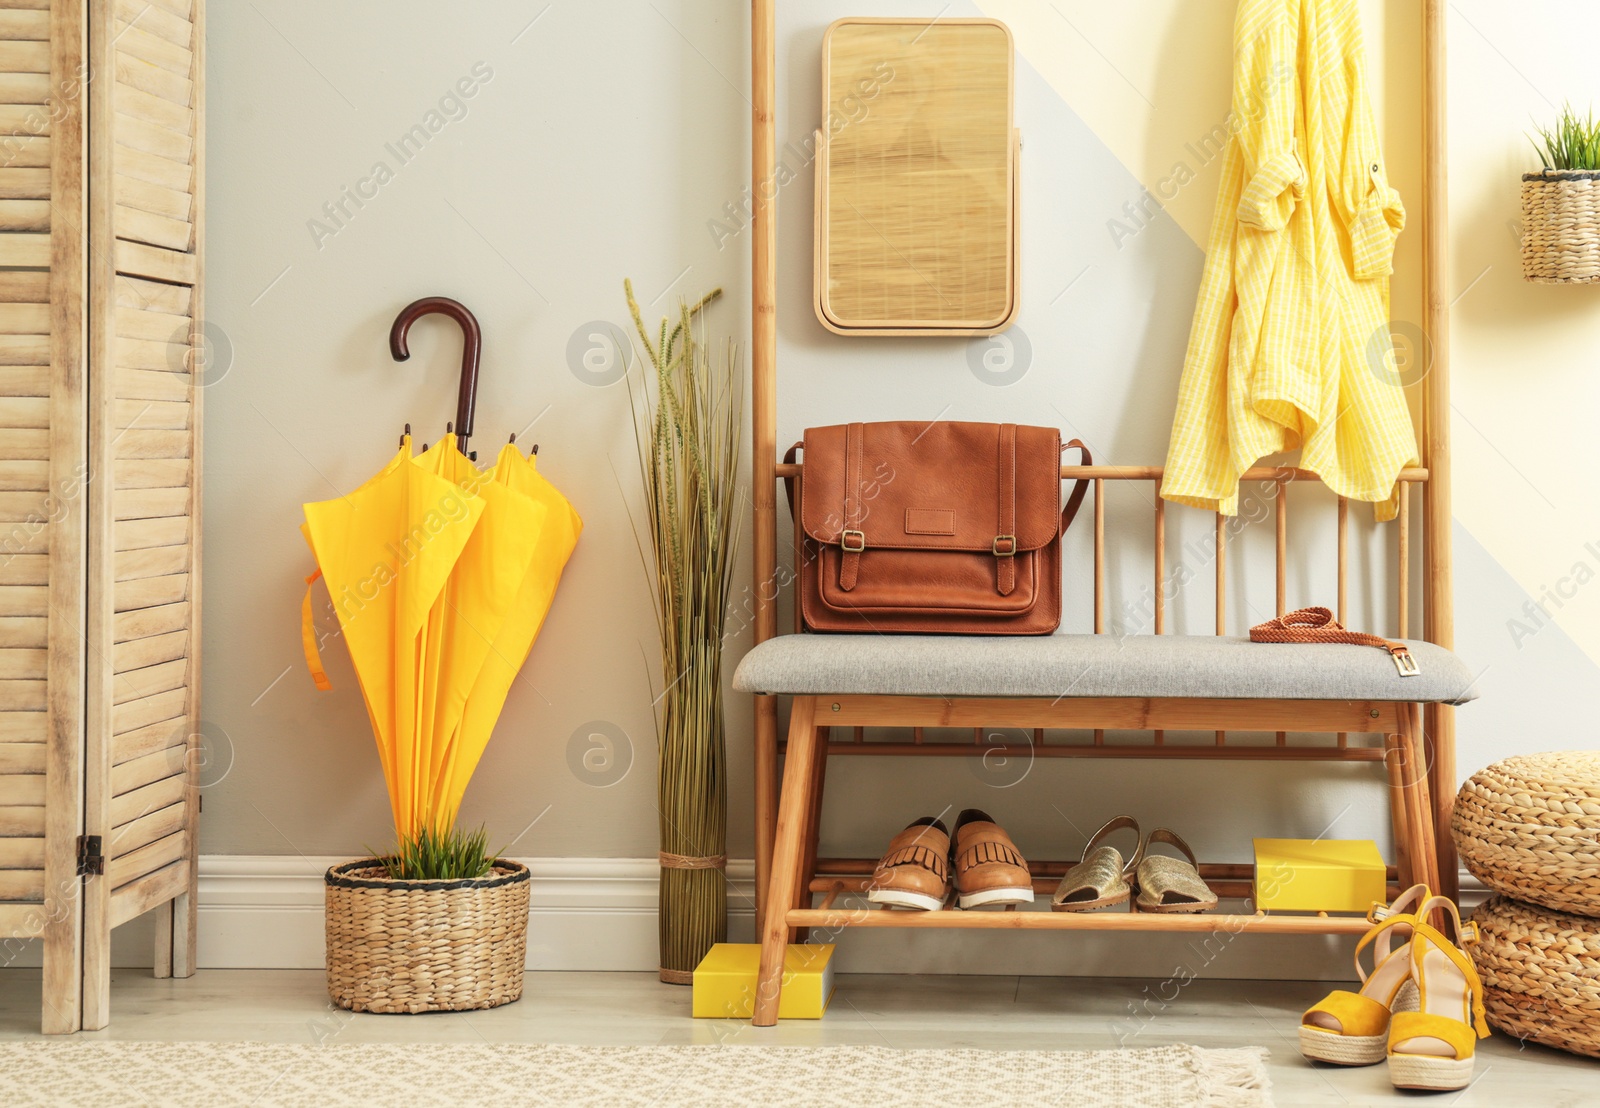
[300,297,581,843]
[435,440,583,821]
[300,436,484,837]
[412,433,555,829]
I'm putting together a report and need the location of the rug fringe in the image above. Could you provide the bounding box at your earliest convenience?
[1192,1046,1273,1108]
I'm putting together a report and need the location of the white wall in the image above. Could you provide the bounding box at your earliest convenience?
[180,1,1600,973]
[203,1,752,861]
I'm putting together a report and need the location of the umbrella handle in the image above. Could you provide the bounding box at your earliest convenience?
[390,296,482,453]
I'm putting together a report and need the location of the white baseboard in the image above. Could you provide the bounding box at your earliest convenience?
[196,856,759,972]
[7,858,1493,978]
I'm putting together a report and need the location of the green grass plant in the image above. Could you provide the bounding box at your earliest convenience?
[1531,104,1600,171]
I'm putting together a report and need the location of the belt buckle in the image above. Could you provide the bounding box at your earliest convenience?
[992,534,1017,557]
[1392,649,1420,677]
[840,530,866,553]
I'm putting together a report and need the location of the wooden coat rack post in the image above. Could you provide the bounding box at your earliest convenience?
[1422,0,1458,904]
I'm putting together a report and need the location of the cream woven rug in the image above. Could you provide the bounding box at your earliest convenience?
[3,1041,1272,1107]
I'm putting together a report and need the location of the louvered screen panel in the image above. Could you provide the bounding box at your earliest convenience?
[0,2,56,927]
[73,0,201,1030]
[101,0,197,934]
[0,270,51,915]
[0,0,91,1035]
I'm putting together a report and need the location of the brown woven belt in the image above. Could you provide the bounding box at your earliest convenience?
[1250,607,1420,677]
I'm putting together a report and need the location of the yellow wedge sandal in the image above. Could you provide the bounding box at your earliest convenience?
[1299,884,1429,1066]
[1386,895,1491,1092]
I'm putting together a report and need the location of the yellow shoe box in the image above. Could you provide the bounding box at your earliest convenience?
[692,943,836,1020]
[1253,838,1386,913]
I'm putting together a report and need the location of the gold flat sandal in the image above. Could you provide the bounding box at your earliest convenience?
[1052,816,1143,912]
[1134,828,1218,913]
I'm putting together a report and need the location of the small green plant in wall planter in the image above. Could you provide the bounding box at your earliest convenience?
[1523,105,1600,284]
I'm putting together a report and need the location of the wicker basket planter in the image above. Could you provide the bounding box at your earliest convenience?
[1453,751,1600,916]
[1522,171,1600,284]
[1472,894,1600,1058]
[324,858,530,1014]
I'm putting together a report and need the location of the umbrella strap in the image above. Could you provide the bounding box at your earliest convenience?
[302,570,332,691]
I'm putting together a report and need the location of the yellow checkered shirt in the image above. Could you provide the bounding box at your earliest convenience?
[1161,0,1416,522]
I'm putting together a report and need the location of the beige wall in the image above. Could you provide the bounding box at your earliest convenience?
[1447,2,1600,667]
[201,1,1598,885]
[202,2,752,859]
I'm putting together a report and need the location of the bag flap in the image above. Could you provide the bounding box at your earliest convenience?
[800,421,1062,552]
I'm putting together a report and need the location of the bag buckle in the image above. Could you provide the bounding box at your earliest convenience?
[992,534,1017,557]
[1391,647,1420,677]
[840,530,866,553]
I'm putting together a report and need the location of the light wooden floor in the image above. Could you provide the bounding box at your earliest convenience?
[0,969,1592,1104]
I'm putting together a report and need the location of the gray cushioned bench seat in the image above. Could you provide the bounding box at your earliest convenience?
[732,634,1477,705]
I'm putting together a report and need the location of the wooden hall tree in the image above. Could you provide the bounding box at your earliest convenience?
[0,0,204,1033]
[744,0,1462,1026]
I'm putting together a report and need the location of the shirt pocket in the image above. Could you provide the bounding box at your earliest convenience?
[1349,161,1406,279]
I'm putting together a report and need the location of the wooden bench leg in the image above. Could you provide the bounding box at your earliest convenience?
[793,725,829,943]
[1393,705,1441,895]
[1385,732,1413,891]
[1426,703,1460,902]
[754,695,778,934]
[753,696,819,1028]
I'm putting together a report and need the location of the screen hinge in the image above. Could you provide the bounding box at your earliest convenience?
[76,835,104,877]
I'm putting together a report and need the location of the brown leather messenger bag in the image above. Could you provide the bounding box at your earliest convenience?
[784,421,1092,634]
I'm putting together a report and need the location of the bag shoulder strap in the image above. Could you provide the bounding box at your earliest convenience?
[1060,438,1093,533]
[782,440,802,521]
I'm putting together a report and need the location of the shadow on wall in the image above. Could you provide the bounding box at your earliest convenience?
[1453,522,1600,769]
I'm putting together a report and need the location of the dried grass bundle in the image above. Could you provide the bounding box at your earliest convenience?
[626,280,742,983]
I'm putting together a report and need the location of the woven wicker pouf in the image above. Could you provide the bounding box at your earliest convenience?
[1471,895,1600,1058]
[1453,751,1600,916]
[325,859,531,1014]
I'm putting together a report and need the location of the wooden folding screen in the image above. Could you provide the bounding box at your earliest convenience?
[0,0,203,1034]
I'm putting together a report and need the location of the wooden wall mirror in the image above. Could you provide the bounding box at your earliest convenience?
[815,17,1019,336]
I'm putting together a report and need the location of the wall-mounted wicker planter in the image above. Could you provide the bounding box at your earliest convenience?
[1522,170,1600,284]
[325,858,530,1014]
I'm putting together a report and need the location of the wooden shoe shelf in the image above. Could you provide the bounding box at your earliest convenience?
[762,695,1439,951]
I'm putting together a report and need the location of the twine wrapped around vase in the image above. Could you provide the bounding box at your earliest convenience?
[660,852,728,870]
[658,851,728,984]
[1521,171,1600,284]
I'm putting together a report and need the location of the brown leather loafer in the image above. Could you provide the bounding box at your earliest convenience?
[952,808,1035,909]
[867,817,952,911]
